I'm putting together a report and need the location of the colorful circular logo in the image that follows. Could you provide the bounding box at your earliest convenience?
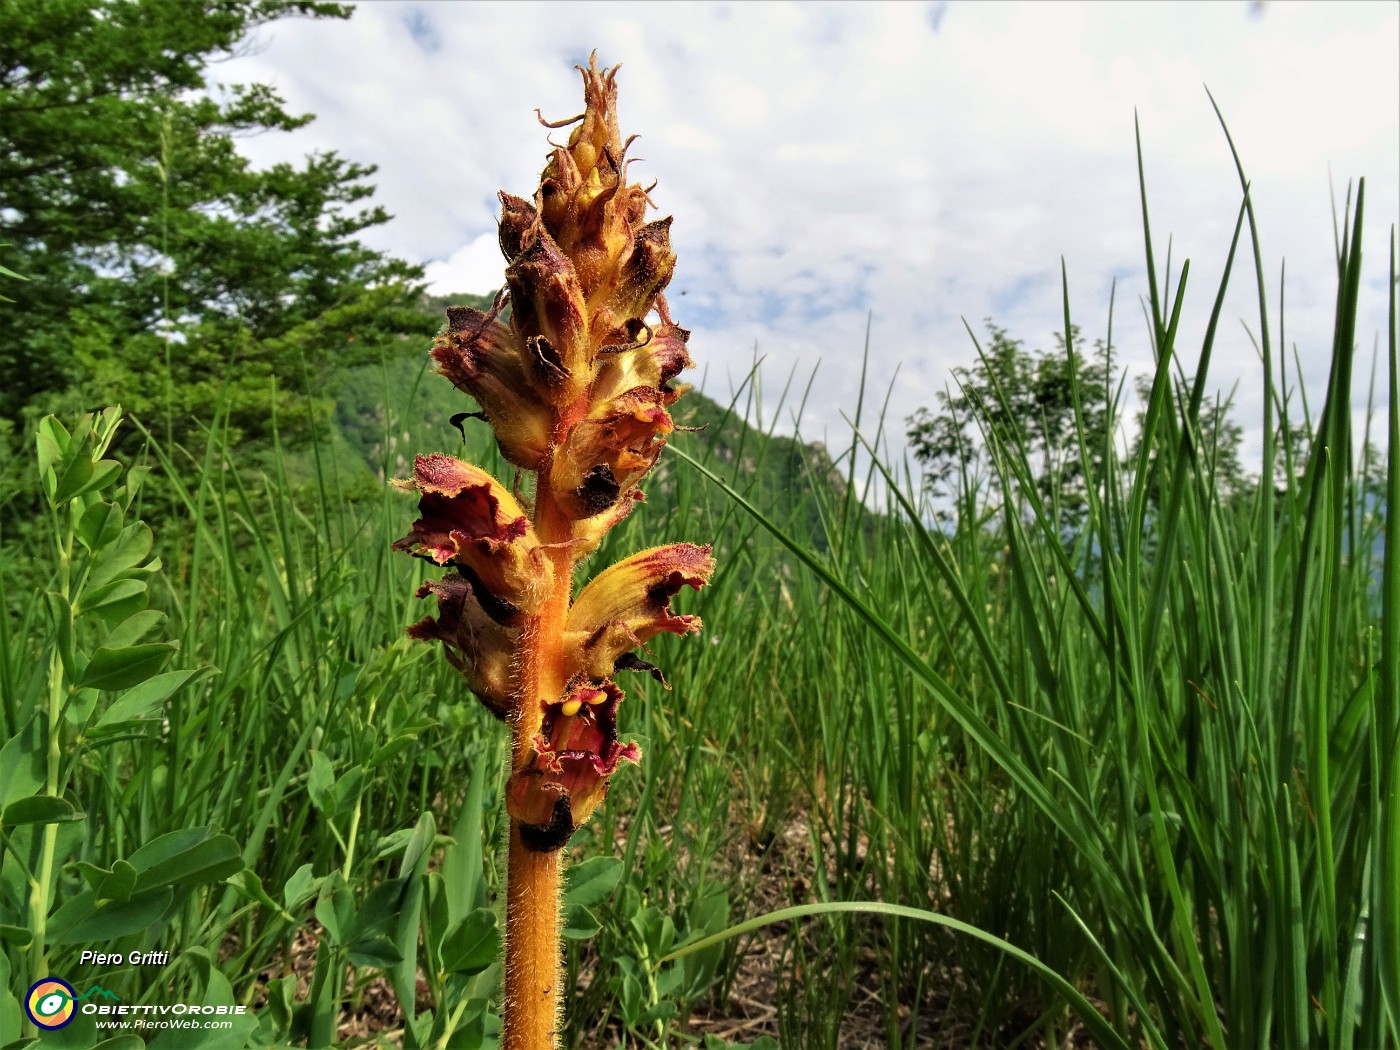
[25,978,77,1030]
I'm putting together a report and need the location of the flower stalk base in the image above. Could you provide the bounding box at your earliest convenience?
[503,828,562,1050]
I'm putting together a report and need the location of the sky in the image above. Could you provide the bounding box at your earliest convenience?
[219,1,1399,474]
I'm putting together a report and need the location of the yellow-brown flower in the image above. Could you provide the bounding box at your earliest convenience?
[397,54,712,1049]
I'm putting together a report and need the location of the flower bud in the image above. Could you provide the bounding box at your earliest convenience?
[497,192,537,263]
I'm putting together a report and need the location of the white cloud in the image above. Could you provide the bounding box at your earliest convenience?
[423,233,506,299]
[219,0,1400,470]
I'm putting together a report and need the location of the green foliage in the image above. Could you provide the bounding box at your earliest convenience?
[907,322,1114,525]
[0,0,434,453]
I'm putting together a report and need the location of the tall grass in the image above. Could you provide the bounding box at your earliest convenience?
[1,130,1394,1049]
[664,131,1397,1048]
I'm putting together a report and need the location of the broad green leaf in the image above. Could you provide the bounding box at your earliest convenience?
[315,873,353,944]
[562,905,601,941]
[346,878,406,947]
[440,909,500,976]
[307,750,334,812]
[0,951,18,1045]
[283,863,320,911]
[346,934,403,969]
[330,765,367,817]
[36,415,70,486]
[87,522,154,590]
[75,499,123,552]
[35,1010,101,1047]
[95,668,209,728]
[96,860,137,904]
[102,609,165,650]
[46,887,174,944]
[51,449,94,506]
[74,578,147,625]
[77,642,176,692]
[62,687,99,726]
[0,924,33,946]
[0,714,45,808]
[562,855,623,909]
[1,795,83,827]
[129,828,241,891]
[74,861,112,893]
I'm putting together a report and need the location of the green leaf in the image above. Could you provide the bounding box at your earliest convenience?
[102,609,165,650]
[345,878,406,949]
[93,1037,147,1050]
[94,668,209,729]
[45,590,76,680]
[346,934,403,969]
[398,810,437,877]
[46,887,174,944]
[283,863,320,911]
[563,855,623,909]
[441,747,492,930]
[315,873,353,944]
[440,909,500,976]
[62,687,99,726]
[74,578,147,625]
[73,861,112,893]
[391,812,436,1013]
[128,827,242,891]
[329,765,367,818]
[96,860,138,904]
[562,905,601,941]
[0,924,33,946]
[149,947,258,1049]
[226,869,292,921]
[51,450,94,506]
[75,499,124,552]
[1,795,83,827]
[87,522,154,590]
[36,416,70,493]
[307,750,334,812]
[0,950,20,1045]
[0,715,45,809]
[77,642,176,692]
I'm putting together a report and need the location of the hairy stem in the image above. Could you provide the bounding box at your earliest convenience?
[503,441,578,1049]
[503,825,563,1049]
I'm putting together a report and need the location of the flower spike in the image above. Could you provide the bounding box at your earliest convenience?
[396,53,712,1050]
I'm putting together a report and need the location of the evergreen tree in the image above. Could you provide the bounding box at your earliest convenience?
[0,0,434,447]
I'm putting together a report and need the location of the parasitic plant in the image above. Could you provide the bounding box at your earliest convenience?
[394,54,713,1048]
